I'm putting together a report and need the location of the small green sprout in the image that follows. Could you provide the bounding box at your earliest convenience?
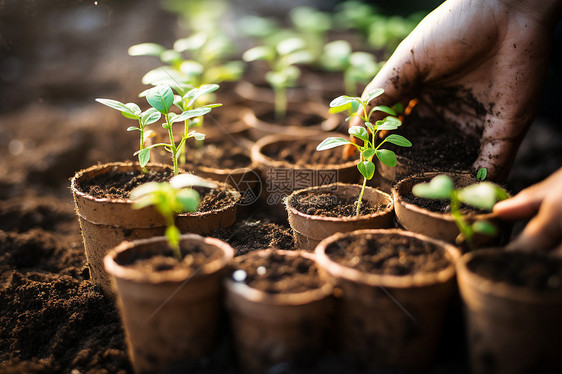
[412,172,509,250]
[130,174,217,260]
[242,37,313,121]
[317,89,411,216]
[95,98,161,173]
[289,6,332,64]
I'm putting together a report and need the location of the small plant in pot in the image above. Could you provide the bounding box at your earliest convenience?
[224,248,334,373]
[104,175,235,373]
[393,169,510,250]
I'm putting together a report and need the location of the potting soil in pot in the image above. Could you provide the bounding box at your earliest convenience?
[289,192,386,217]
[182,138,252,170]
[325,233,451,275]
[257,109,325,128]
[263,138,355,166]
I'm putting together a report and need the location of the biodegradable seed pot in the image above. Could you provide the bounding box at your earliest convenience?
[315,229,459,372]
[457,249,562,374]
[251,134,359,219]
[71,161,240,294]
[286,183,394,250]
[224,249,334,373]
[393,172,509,249]
[104,234,234,374]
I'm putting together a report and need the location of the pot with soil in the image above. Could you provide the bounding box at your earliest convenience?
[251,134,360,219]
[104,234,234,374]
[374,113,481,192]
[71,161,240,294]
[393,172,509,249]
[224,249,334,373]
[286,183,394,251]
[242,101,340,141]
[315,229,459,372]
[457,249,562,374]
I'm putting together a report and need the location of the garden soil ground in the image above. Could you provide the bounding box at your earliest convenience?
[1,1,561,373]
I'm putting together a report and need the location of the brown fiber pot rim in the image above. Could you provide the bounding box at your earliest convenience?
[392,172,501,224]
[224,249,334,306]
[457,248,562,305]
[71,161,241,217]
[104,234,234,284]
[251,134,358,170]
[315,229,458,289]
[285,183,393,223]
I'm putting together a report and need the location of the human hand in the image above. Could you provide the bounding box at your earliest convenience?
[349,0,562,181]
[493,167,562,253]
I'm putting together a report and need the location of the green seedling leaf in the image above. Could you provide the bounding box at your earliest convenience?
[192,132,206,141]
[174,33,207,52]
[141,66,187,87]
[357,160,375,180]
[376,149,397,167]
[364,122,375,133]
[138,148,151,167]
[365,88,384,104]
[412,175,454,199]
[376,116,402,130]
[330,95,356,108]
[128,43,165,57]
[180,60,204,76]
[146,85,174,114]
[130,182,162,201]
[287,50,314,65]
[141,108,162,126]
[372,105,396,116]
[95,98,136,116]
[160,49,182,64]
[348,126,369,142]
[176,188,200,212]
[316,137,351,151]
[384,134,412,147]
[243,46,274,62]
[127,126,139,132]
[472,220,497,235]
[458,182,506,211]
[170,174,217,189]
[277,37,306,55]
[476,169,487,182]
[173,107,212,123]
[362,148,376,160]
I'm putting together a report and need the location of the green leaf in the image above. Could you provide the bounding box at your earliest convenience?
[95,98,135,116]
[193,132,206,141]
[362,148,376,160]
[286,50,314,65]
[160,49,182,64]
[376,116,402,130]
[128,43,165,57]
[176,189,200,213]
[412,175,454,200]
[127,126,139,132]
[316,137,351,151]
[384,134,412,147]
[170,174,217,189]
[243,46,274,62]
[364,122,375,133]
[138,148,151,167]
[348,126,369,142]
[172,107,212,123]
[277,37,305,55]
[141,108,162,126]
[472,220,497,235]
[146,85,174,114]
[130,182,162,201]
[357,160,375,180]
[330,95,356,108]
[372,105,396,116]
[476,169,487,182]
[376,149,397,167]
[458,182,505,211]
[365,88,384,104]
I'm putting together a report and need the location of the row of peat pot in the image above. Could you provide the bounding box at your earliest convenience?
[70,162,562,373]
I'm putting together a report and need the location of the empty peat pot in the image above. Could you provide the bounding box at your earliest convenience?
[457,249,562,374]
[71,161,240,294]
[224,249,334,373]
[104,234,234,374]
[392,172,509,249]
[315,229,460,372]
[285,183,394,250]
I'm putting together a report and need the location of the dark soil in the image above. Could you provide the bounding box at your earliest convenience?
[183,138,252,170]
[467,251,562,291]
[388,112,481,172]
[290,192,384,217]
[229,251,322,294]
[210,219,295,257]
[259,109,325,128]
[264,138,356,166]
[325,232,451,276]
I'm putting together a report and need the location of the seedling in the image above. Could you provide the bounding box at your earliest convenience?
[131,174,216,260]
[317,89,411,216]
[320,40,380,96]
[242,37,313,121]
[95,98,161,173]
[412,169,509,250]
[289,6,332,64]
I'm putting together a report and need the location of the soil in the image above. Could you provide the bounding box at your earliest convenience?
[325,232,451,276]
[263,138,356,166]
[388,111,481,172]
[290,192,384,217]
[467,252,562,291]
[183,138,252,170]
[229,251,322,294]
[258,109,325,128]
[210,218,295,257]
